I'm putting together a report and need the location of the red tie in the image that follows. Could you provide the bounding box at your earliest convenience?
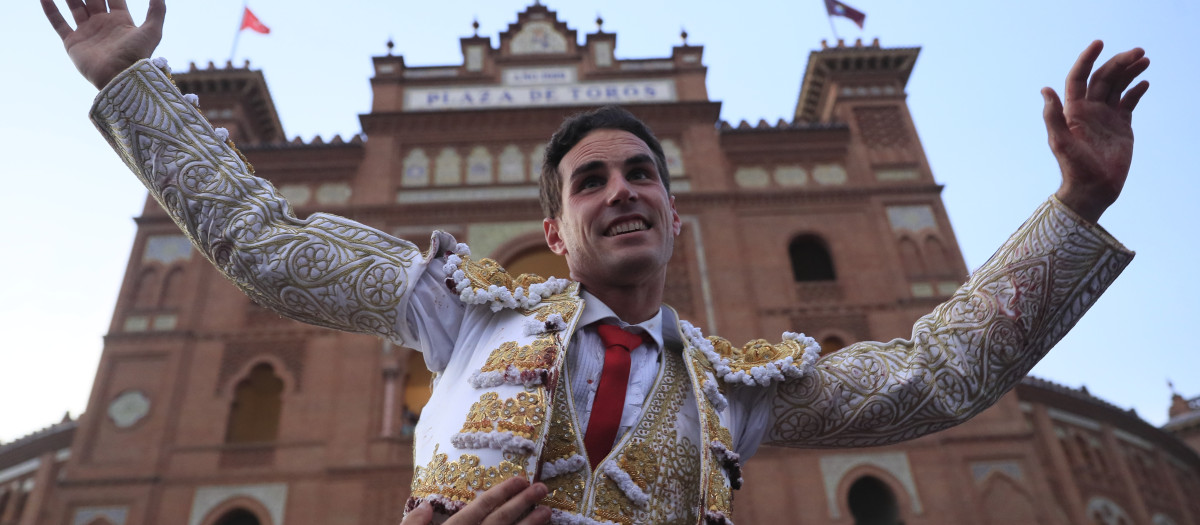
[584,324,643,470]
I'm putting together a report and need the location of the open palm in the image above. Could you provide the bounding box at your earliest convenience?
[41,0,166,89]
[1043,41,1150,223]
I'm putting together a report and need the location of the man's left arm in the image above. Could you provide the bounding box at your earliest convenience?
[752,41,1149,448]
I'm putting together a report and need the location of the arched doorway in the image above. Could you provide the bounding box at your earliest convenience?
[847,475,901,525]
[214,508,261,525]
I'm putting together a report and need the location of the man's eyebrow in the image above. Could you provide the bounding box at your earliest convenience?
[569,160,607,180]
[624,154,655,167]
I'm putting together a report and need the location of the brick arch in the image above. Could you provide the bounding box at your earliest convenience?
[815,328,854,355]
[492,232,570,280]
[979,472,1037,525]
[222,358,293,444]
[221,355,297,399]
[132,266,160,308]
[833,464,917,522]
[196,496,275,525]
[158,264,187,308]
[897,234,925,277]
[922,234,951,276]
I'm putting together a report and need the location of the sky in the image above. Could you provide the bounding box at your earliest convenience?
[1,0,1196,444]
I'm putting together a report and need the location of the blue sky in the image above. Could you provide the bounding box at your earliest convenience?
[1,0,1196,443]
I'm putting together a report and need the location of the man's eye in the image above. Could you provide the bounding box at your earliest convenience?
[579,177,604,190]
[628,170,651,181]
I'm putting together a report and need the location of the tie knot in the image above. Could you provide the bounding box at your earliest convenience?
[597,324,643,352]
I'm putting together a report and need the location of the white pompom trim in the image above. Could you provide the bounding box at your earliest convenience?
[540,454,586,480]
[183,93,200,106]
[151,56,170,72]
[702,374,728,411]
[681,321,823,387]
[450,431,536,455]
[444,251,571,311]
[524,313,566,335]
[709,440,743,488]
[467,366,547,389]
[600,461,650,508]
[550,509,618,525]
[214,127,230,142]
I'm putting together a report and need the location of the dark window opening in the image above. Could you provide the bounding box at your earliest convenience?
[848,476,900,525]
[789,235,836,282]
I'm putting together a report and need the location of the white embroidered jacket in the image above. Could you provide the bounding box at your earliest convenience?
[90,59,1134,525]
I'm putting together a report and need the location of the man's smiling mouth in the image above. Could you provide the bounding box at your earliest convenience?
[605,220,650,237]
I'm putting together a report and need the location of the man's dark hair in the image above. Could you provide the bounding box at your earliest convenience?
[539,106,670,219]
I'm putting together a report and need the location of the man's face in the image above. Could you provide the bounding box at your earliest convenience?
[543,129,682,287]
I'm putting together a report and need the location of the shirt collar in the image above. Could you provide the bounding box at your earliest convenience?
[578,290,664,350]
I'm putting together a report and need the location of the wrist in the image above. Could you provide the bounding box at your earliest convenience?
[1054,186,1108,224]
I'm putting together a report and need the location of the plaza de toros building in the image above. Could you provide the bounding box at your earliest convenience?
[3,4,1199,525]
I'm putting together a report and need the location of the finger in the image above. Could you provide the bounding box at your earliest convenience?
[40,0,75,40]
[515,506,552,525]
[1087,47,1146,104]
[1041,87,1072,153]
[401,501,433,525]
[1119,80,1149,114]
[1065,40,1102,103]
[143,0,166,36]
[1106,56,1149,106]
[82,0,106,16]
[481,483,548,525]
[64,0,88,25]
[108,0,129,13]
[449,477,530,524]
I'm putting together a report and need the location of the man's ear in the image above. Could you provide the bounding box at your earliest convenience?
[544,217,568,256]
[669,195,682,236]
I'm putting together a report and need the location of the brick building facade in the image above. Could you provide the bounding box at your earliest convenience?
[3,4,1198,524]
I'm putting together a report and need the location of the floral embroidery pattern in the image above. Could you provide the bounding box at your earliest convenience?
[92,59,422,343]
[768,199,1132,447]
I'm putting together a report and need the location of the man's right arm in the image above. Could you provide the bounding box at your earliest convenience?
[92,58,441,345]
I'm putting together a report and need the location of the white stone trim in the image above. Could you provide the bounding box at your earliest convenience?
[819,451,922,519]
[1047,408,1102,431]
[188,483,287,525]
[72,506,128,525]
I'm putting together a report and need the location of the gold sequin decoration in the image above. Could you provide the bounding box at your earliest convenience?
[480,337,557,375]
[411,445,530,503]
[708,336,805,375]
[533,300,578,322]
[590,350,702,524]
[540,383,586,513]
[459,391,546,439]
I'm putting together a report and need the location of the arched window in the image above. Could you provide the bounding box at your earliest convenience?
[788,235,836,282]
[133,267,159,308]
[923,235,951,276]
[159,266,186,308]
[504,245,570,280]
[820,336,845,355]
[215,508,261,525]
[847,476,900,525]
[225,363,284,444]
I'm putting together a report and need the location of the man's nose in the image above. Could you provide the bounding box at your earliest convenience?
[606,173,636,205]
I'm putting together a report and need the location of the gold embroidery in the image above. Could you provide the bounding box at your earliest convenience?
[590,350,702,524]
[480,338,557,375]
[709,336,806,374]
[411,445,530,503]
[462,257,514,290]
[541,385,585,513]
[533,300,578,322]
[459,391,546,439]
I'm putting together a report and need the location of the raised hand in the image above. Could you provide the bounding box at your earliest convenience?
[41,0,166,89]
[401,477,551,525]
[1043,40,1150,223]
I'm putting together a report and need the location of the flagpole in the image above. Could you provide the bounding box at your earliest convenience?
[826,15,841,42]
[229,3,246,64]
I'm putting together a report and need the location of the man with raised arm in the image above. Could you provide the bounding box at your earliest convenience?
[43,1,1148,524]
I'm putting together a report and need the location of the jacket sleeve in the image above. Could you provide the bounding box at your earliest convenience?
[763,197,1133,447]
[90,58,436,345]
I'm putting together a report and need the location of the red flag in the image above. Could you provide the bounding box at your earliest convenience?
[824,0,866,29]
[239,7,270,34]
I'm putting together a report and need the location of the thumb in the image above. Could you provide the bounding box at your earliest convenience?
[1041,87,1072,153]
[401,501,433,525]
